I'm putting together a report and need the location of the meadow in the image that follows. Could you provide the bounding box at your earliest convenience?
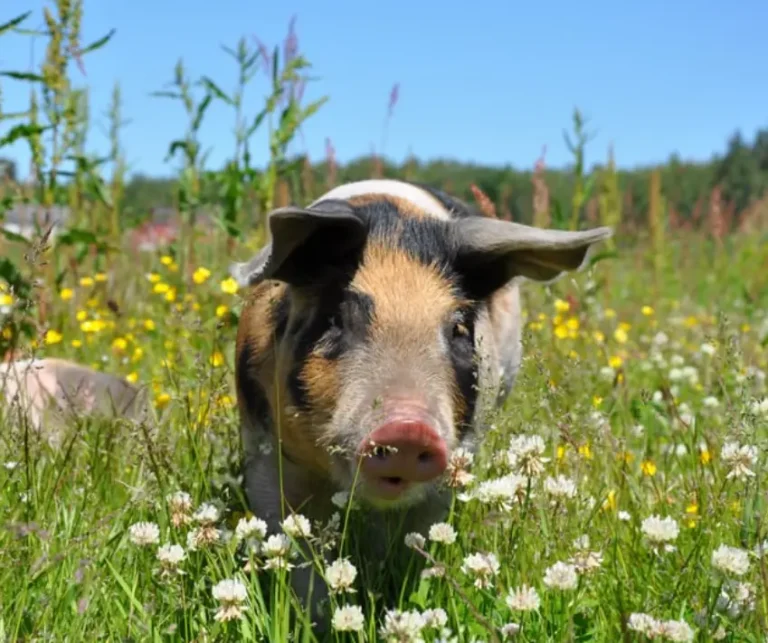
[1,4,768,642]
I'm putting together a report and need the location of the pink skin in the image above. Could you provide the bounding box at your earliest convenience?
[356,405,448,500]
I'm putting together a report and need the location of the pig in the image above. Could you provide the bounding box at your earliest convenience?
[230,179,612,626]
[0,357,148,439]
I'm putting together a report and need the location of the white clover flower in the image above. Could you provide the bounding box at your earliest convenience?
[749,397,768,416]
[428,522,457,545]
[711,544,750,576]
[281,513,312,538]
[461,552,500,589]
[331,490,358,510]
[167,490,192,512]
[379,609,425,642]
[542,561,578,590]
[332,604,365,632]
[445,447,476,488]
[618,510,631,522]
[721,441,758,480]
[156,543,186,567]
[652,332,669,345]
[263,533,292,558]
[128,521,160,546]
[504,434,549,477]
[262,533,294,570]
[569,537,603,574]
[702,396,719,408]
[167,490,194,527]
[506,584,540,611]
[185,524,221,550]
[700,343,716,356]
[404,532,426,549]
[627,613,661,636]
[421,608,448,629]
[543,475,577,499]
[500,622,521,637]
[325,558,357,593]
[573,535,590,550]
[211,578,247,622]
[716,583,752,619]
[658,619,695,641]
[599,366,616,381]
[641,515,679,544]
[235,516,267,542]
[473,474,528,511]
[193,503,220,525]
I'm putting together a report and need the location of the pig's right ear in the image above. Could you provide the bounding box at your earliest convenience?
[229,200,367,288]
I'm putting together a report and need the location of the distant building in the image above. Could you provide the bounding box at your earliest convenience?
[0,158,16,182]
[3,201,219,249]
[2,204,70,239]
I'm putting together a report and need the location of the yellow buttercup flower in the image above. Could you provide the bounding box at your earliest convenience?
[193,267,211,284]
[608,355,623,369]
[220,277,239,295]
[210,351,225,367]
[44,329,63,345]
[641,460,657,476]
[155,392,171,409]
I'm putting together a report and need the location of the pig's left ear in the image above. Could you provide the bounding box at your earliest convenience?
[229,200,367,287]
[454,218,613,299]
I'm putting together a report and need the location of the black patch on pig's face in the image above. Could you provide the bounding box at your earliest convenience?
[444,304,480,440]
[235,342,273,434]
[287,287,375,412]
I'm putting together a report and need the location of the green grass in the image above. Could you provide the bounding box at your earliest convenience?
[1,232,767,642]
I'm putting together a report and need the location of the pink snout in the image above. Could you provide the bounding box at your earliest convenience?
[357,419,448,500]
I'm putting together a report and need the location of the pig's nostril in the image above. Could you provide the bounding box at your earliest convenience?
[417,451,432,463]
[384,476,403,485]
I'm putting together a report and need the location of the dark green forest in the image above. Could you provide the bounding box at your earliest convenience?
[119,125,768,230]
[3,125,767,232]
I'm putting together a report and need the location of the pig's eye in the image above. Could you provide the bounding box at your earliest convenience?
[448,311,474,349]
[452,322,470,339]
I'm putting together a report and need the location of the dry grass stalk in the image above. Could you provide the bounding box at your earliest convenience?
[470,184,497,218]
[532,147,550,227]
[325,137,337,189]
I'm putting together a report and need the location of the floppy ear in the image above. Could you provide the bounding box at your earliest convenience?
[454,217,613,299]
[229,200,368,288]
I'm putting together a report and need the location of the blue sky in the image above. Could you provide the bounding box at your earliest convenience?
[1,0,766,180]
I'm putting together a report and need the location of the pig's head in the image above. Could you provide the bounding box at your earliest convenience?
[232,198,611,509]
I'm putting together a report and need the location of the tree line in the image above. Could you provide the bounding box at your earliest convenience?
[3,125,767,233]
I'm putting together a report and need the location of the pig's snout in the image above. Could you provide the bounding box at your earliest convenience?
[357,418,448,500]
